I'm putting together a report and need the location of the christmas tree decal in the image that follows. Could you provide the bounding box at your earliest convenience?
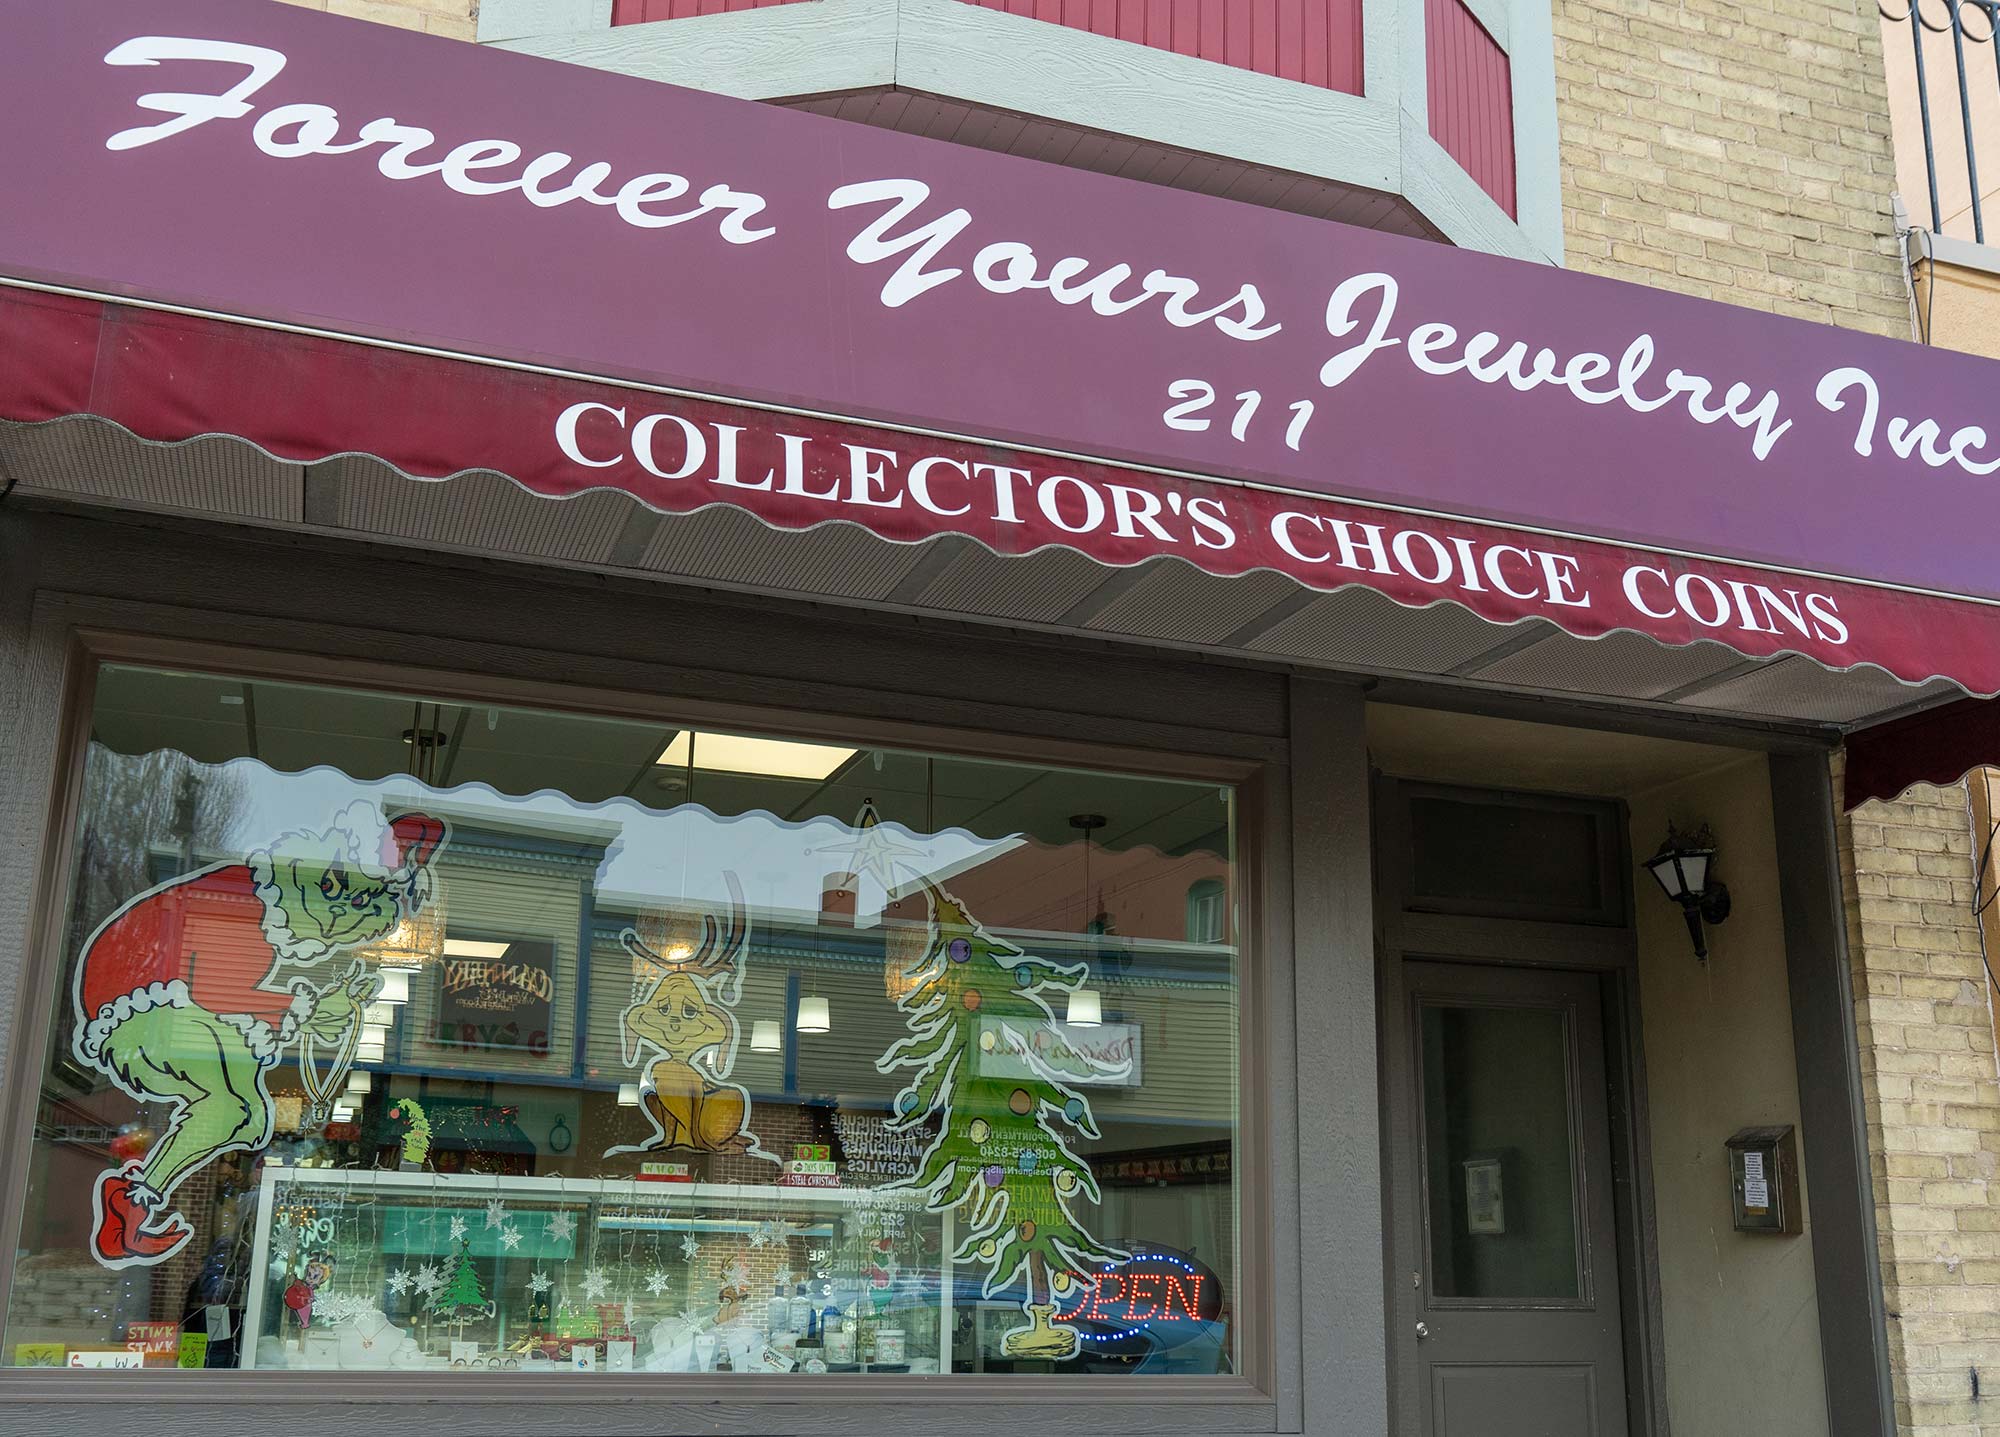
[430,1239,489,1339]
[875,873,1128,1360]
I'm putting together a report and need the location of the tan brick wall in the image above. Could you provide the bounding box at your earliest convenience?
[1836,760,1998,1436]
[1554,0,1911,339]
[272,0,480,43]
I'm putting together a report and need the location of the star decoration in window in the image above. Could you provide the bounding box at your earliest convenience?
[386,1269,413,1295]
[484,1199,509,1230]
[679,1234,701,1260]
[499,1225,524,1250]
[773,1268,795,1289]
[644,1269,671,1296]
[413,1264,446,1298]
[447,1215,468,1242]
[545,1210,578,1243]
[581,1268,610,1302]
[526,1271,553,1296]
[677,1304,708,1330]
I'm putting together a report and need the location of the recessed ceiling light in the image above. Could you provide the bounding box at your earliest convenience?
[658,731,855,781]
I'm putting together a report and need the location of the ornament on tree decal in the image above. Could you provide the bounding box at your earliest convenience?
[873,873,1129,1361]
[68,802,448,1269]
[605,872,772,1160]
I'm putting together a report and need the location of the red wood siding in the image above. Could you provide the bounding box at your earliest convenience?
[1425,0,1515,217]
[611,0,1365,98]
[954,1,1362,95]
[611,0,815,23]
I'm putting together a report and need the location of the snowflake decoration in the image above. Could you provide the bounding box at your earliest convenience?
[413,1263,446,1298]
[499,1225,524,1250]
[386,1269,413,1296]
[315,1292,363,1326]
[678,1233,701,1261]
[748,1225,770,1250]
[773,1267,796,1289]
[644,1270,671,1296]
[581,1268,609,1302]
[677,1304,708,1330]
[447,1215,468,1242]
[484,1199,509,1230]
[526,1271,553,1297]
[723,1256,752,1288]
[545,1210,578,1243]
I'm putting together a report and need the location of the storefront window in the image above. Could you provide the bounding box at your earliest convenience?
[4,665,1239,1378]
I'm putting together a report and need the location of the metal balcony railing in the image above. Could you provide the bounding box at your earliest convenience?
[1883,0,2000,239]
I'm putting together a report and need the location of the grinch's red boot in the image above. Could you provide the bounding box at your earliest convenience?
[92,1165,192,1267]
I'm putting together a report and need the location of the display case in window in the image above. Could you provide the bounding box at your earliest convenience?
[242,1167,951,1373]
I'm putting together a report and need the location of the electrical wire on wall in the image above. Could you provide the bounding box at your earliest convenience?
[1893,192,1931,344]
[1964,780,2000,1057]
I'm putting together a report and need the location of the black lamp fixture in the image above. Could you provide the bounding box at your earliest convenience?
[1643,823,1731,961]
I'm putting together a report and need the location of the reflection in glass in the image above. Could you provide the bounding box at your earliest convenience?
[6,667,1239,1378]
[1420,1003,1580,1302]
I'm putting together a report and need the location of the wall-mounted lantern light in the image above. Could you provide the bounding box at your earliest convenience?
[1643,823,1732,961]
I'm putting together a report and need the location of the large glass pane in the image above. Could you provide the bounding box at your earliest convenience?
[1420,1003,1579,1302]
[5,666,1238,1377]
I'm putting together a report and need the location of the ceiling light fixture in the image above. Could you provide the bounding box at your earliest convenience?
[657,730,856,781]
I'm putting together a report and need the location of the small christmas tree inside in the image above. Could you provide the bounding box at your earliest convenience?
[430,1239,490,1344]
[877,874,1128,1361]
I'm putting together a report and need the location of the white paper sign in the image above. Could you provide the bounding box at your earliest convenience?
[1742,1150,1770,1211]
[976,1018,1142,1087]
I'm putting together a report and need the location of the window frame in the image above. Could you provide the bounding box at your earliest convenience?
[0,618,1281,1423]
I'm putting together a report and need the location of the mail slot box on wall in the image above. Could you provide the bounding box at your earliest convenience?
[1726,1125,1802,1236]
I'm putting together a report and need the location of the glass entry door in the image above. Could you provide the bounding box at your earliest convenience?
[1395,961,1630,1437]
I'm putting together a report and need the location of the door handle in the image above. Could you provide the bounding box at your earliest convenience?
[1415,1322,1430,1340]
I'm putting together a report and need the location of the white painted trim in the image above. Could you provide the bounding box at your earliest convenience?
[1397,0,1430,137]
[1911,226,2000,276]
[1459,0,1510,49]
[1363,0,1403,101]
[476,0,612,46]
[1505,0,1564,263]
[491,0,898,99]
[1400,123,1544,262]
[894,0,1400,193]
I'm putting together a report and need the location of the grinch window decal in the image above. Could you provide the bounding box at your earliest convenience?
[605,873,771,1160]
[72,801,447,1269]
[10,666,1237,1377]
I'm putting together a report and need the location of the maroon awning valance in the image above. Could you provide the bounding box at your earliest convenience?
[9,282,2000,704]
[1844,699,2000,808]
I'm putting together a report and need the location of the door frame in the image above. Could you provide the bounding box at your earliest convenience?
[1375,777,1669,1437]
